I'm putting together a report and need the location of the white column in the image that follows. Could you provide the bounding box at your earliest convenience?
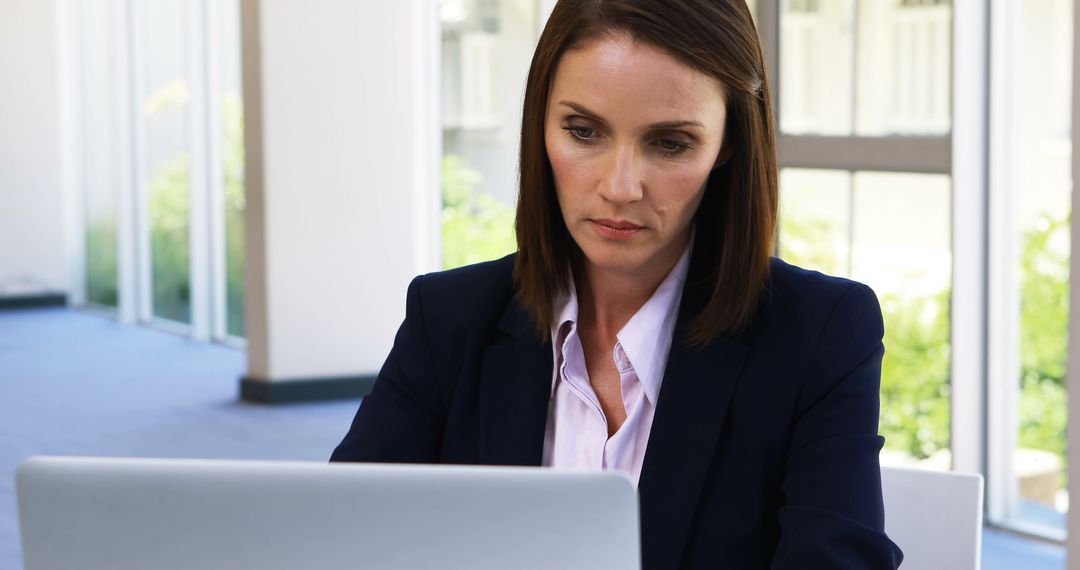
[239,0,440,401]
[0,0,69,301]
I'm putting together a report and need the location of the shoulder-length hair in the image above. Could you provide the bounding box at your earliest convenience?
[513,0,777,346]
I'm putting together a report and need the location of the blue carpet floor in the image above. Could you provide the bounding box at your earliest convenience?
[0,308,360,568]
[0,307,1067,569]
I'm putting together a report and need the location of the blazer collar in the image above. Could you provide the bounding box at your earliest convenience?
[637,311,749,569]
[476,296,552,466]
[637,242,751,570]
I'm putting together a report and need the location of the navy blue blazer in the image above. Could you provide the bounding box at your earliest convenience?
[331,249,904,569]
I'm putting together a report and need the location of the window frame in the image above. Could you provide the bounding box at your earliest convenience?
[757,0,977,525]
[1067,0,1080,552]
[66,0,245,347]
[757,1,964,460]
[758,0,1077,544]
[983,0,1073,542]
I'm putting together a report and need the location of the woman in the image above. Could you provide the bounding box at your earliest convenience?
[331,0,903,568]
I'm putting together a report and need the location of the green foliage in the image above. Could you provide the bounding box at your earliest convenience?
[780,205,1071,465]
[85,220,118,306]
[148,153,191,324]
[877,291,952,459]
[779,216,844,277]
[441,155,517,269]
[780,209,953,460]
[1019,378,1068,458]
[144,92,247,331]
[1018,210,1070,459]
[222,93,246,337]
[82,91,246,336]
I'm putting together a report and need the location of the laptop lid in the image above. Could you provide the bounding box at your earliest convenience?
[17,456,640,570]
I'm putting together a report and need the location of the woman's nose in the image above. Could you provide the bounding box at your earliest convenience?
[600,144,644,204]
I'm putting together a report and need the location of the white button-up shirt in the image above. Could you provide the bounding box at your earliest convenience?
[541,243,691,484]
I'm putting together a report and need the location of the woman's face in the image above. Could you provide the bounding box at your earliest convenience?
[545,32,728,280]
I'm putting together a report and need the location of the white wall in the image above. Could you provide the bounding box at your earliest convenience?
[0,0,69,297]
[242,0,440,381]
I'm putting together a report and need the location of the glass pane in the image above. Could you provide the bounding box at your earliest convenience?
[80,0,120,307]
[1013,0,1072,531]
[217,0,246,338]
[780,0,855,135]
[137,0,192,324]
[778,169,851,276]
[780,0,953,136]
[440,0,528,269]
[779,169,953,470]
[853,172,953,469]
[854,0,951,136]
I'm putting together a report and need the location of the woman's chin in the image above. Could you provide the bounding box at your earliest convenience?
[577,246,654,276]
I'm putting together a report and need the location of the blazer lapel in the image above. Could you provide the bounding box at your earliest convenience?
[475,246,751,570]
[638,281,750,570]
[477,297,553,466]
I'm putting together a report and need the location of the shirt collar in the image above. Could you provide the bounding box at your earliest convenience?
[549,238,693,405]
[614,242,691,405]
[549,275,580,396]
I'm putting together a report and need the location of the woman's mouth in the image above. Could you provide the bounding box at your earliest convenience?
[590,219,644,240]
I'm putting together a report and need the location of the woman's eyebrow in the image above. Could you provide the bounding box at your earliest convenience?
[557,100,705,130]
[558,101,607,123]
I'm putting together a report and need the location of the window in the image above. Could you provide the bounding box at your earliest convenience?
[988,0,1074,537]
[789,0,820,13]
[780,0,854,135]
[74,0,246,342]
[776,0,954,472]
[900,0,949,6]
[855,0,950,136]
[213,0,246,338]
[773,0,1077,544]
[780,0,951,136]
[134,0,193,325]
[780,170,953,468]
[78,0,123,309]
[439,0,541,269]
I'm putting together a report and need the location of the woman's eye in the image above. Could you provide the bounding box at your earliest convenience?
[656,138,692,156]
[561,125,595,141]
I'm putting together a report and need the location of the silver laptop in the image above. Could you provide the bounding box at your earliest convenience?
[16,456,640,570]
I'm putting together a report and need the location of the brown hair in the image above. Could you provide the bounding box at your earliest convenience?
[513,0,777,346]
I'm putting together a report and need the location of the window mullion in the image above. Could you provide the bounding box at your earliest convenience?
[127,0,153,324]
[1065,0,1080,553]
[985,0,1022,526]
[949,0,990,486]
[187,0,212,341]
[203,0,229,341]
[778,134,951,173]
